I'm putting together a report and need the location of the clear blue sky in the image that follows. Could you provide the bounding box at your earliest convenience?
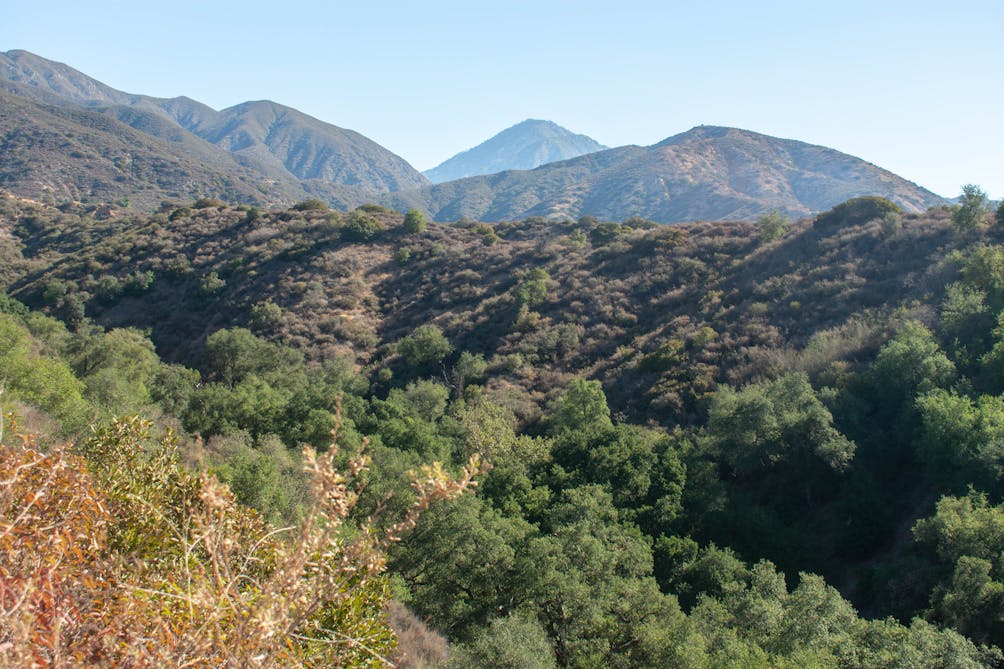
[4,0,1002,198]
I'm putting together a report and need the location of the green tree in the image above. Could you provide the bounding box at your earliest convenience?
[545,378,612,435]
[291,198,329,211]
[707,373,854,507]
[343,209,384,241]
[516,268,551,308]
[953,184,992,232]
[204,327,303,388]
[397,325,453,368]
[451,350,488,398]
[403,208,427,233]
[447,613,557,669]
[914,491,1004,646]
[249,300,282,332]
[916,389,1004,492]
[0,314,89,430]
[66,327,162,414]
[867,321,956,432]
[756,211,789,243]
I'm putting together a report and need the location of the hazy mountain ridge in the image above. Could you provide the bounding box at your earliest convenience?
[0,50,428,195]
[389,126,946,223]
[423,119,607,183]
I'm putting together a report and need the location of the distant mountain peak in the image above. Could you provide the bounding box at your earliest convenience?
[423,119,607,183]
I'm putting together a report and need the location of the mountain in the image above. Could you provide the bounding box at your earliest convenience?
[0,50,428,198]
[390,126,946,223]
[0,88,379,209]
[423,119,607,183]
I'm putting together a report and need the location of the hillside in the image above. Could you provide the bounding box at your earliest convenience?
[423,119,607,183]
[0,191,961,426]
[8,188,1004,665]
[389,125,946,222]
[0,49,428,198]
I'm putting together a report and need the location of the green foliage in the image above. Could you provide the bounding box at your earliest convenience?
[813,196,903,230]
[242,205,261,224]
[200,270,226,294]
[867,321,956,433]
[515,268,551,308]
[953,184,993,232]
[448,613,556,669]
[916,389,1004,492]
[344,209,384,241]
[204,327,302,388]
[942,282,993,365]
[66,326,162,414]
[452,350,488,397]
[707,372,855,481]
[914,491,1004,646]
[0,313,89,430]
[958,244,1004,304]
[192,197,223,209]
[474,223,500,245]
[589,221,626,246]
[403,208,427,233]
[250,299,283,331]
[394,246,412,264]
[291,198,329,211]
[397,324,453,368]
[546,378,612,435]
[756,210,789,243]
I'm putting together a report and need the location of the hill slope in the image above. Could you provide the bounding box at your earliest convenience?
[423,119,607,183]
[0,49,428,195]
[390,126,946,222]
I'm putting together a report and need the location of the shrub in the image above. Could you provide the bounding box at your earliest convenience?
[193,197,223,209]
[344,210,384,242]
[756,210,789,243]
[398,325,453,367]
[0,412,482,667]
[814,196,903,230]
[953,184,992,232]
[403,209,427,233]
[292,198,329,212]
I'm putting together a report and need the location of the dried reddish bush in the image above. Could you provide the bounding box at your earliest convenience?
[0,412,481,668]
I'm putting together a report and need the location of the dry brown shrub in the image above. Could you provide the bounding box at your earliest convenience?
[0,409,482,668]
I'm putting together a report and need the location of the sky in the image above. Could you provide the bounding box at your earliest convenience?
[3,0,1002,198]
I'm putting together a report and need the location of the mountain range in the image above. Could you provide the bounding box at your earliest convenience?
[0,49,426,207]
[386,126,946,223]
[423,119,606,183]
[0,49,947,220]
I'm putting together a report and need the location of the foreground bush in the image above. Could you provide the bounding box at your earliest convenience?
[0,413,480,668]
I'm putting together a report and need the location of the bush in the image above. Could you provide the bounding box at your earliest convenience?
[192,197,223,209]
[0,413,482,667]
[398,325,453,367]
[344,210,384,242]
[292,198,329,212]
[756,210,789,243]
[403,208,427,233]
[814,196,902,230]
[953,184,992,232]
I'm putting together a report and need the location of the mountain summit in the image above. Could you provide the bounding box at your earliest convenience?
[423,119,606,183]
